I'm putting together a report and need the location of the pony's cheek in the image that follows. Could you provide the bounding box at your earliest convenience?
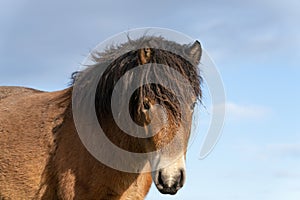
[143,111,152,125]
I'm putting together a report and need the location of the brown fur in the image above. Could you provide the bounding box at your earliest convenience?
[0,36,202,199]
[0,87,152,200]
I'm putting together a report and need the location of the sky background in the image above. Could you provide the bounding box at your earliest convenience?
[0,0,300,199]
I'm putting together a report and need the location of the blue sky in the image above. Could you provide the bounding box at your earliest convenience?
[0,0,300,199]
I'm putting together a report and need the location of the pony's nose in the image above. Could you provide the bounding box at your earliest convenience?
[156,169,185,195]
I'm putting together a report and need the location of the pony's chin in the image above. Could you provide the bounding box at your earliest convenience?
[155,182,181,195]
[157,188,178,195]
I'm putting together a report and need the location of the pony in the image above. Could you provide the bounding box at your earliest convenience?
[0,36,202,199]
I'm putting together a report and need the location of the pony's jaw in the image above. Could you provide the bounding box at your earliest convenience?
[151,156,186,195]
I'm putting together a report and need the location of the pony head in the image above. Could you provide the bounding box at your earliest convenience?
[90,36,202,195]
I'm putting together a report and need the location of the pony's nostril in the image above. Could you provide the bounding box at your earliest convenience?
[157,171,164,187]
[178,169,185,187]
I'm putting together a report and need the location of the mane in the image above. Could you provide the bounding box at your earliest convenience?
[72,36,202,120]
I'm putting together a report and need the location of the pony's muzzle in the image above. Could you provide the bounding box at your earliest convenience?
[155,168,185,195]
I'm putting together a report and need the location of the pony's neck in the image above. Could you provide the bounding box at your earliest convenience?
[62,87,148,169]
[99,116,146,153]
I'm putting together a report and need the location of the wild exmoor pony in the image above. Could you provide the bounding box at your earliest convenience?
[0,36,202,199]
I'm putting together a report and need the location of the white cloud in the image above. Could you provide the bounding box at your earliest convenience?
[266,143,300,158]
[273,170,300,179]
[235,142,300,161]
[224,102,271,121]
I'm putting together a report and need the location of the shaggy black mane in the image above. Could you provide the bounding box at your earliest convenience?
[72,36,202,119]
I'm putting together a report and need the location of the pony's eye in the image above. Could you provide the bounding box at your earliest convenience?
[191,102,197,110]
[143,101,150,110]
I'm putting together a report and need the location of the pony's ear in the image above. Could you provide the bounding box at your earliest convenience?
[186,40,202,65]
[138,48,152,64]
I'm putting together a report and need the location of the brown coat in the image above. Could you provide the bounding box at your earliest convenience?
[0,86,152,200]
